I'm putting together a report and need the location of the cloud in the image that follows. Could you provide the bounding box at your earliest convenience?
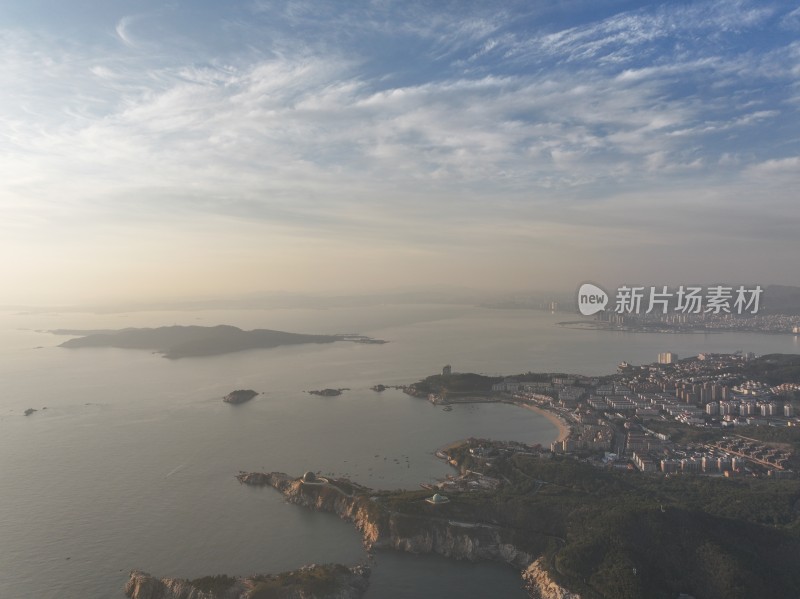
[1,0,799,302]
[744,156,800,177]
[0,28,795,224]
[781,7,800,31]
[495,0,776,67]
[115,16,140,48]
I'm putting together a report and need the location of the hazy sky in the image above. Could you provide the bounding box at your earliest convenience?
[1,0,799,306]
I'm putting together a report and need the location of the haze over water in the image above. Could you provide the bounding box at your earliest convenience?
[2,304,799,598]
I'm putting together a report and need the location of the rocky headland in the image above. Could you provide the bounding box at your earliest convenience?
[124,563,370,599]
[235,471,573,598]
[522,559,582,599]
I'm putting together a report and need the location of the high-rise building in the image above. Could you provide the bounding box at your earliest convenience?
[658,352,678,364]
[442,364,452,376]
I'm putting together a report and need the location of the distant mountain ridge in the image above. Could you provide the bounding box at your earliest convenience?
[57,325,351,359]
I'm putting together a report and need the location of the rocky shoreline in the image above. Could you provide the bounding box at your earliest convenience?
[122,465,579,598]
[236,472,579,599]
[124,563,370,599]
[523,560,582,599]
[124,397,579,599]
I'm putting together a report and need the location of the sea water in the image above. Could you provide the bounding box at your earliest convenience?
[1,305,798,598]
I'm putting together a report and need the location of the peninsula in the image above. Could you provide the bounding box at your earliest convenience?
[54,325,385,359]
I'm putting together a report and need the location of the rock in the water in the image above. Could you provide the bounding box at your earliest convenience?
[308,388,347,397]
[223,390,258,405]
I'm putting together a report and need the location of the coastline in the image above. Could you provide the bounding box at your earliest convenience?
[512,402,570,444]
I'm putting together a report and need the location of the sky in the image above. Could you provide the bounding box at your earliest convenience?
[1,0,799,306]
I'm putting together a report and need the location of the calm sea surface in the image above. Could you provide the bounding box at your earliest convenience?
[1,305,798,598]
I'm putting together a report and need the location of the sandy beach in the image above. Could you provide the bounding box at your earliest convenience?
[513,402,571,444]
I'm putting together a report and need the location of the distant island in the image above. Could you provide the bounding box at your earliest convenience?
[308,388,349,397]
[223,389,259,405]
[53,325,386,359]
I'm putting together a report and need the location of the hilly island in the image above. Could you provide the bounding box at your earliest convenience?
[53,325,384,359]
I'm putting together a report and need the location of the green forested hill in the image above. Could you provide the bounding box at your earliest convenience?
[388,447,800,599]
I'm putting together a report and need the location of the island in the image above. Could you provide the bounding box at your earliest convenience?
[223,390,258,405]
[24,408,37,416]
[307,388,349,397]
[53,325,386,359]
[124,563,370,599]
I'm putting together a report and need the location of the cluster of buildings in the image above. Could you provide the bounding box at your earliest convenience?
[595,311,800,334]
[707,398,792,418]
[492,376,600,410]
[712,437,792,472]
[632,449,731,475]
[555,424,614,453]
[628,432,794,479]
[615,353,800,429]
[492,378,617,453]
[488,351,798,479]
